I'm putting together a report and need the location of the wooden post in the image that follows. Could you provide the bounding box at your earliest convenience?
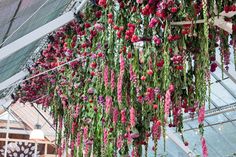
[4,109,10,157]
[44,143,48,156]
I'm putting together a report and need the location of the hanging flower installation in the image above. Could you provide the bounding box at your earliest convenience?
[17,0,236,156]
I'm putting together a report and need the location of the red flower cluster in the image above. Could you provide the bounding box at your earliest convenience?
[149,18,158,28]
[167,34,181,42]
[171,55,184,70]
[153,36,162,45]
[224,5,236,13]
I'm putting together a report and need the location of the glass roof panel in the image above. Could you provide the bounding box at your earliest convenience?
[0,0,72,83]
[203,126,233,156]
[183,123,235,156]
[146,135,189,157]
[211,123,236,153]
[210,82,236,106]
[0,0,19,43]
[3,0,70,45]
[180,125,230,157]
[204,98,217,110]
[205,114,228,124]
[222,79,236,95]
[182,130,206,156]
[185,119,205,129]
[0,39,39,83]
[0,111,18,122]
[225,111,236,120]
[183,114,236,157]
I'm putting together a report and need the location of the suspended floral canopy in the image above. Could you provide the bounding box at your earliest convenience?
[17,0,236,156]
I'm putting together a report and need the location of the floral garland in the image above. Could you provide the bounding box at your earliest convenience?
[17,0,236,157]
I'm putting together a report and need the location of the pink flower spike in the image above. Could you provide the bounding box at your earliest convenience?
[103,128,108,145]
[198,105,205,124]
[201,137,208,157]
[83,126,88,141]
[117,76,123,104]
[113,107,119,126]
[117,135,123,149]
[105,96,112,114]
[130,107,136,127]
[119,54,125,75]
[103,65,109,87]
[121,109,127,124]
[76,132,81,146]
[111,70,115,91]
[164,90,171,119]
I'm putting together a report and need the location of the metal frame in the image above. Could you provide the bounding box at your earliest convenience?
[215,61,236,84]
[0,129,55,137]
[171,15,235,34]
[212,73,236,99]
[184,102,236,122]
[0,70,28,91]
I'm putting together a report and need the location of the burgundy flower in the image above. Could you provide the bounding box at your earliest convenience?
[149,18,158,28]
[153,36,162,45]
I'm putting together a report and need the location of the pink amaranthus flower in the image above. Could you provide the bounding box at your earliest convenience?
[201,137,208,157]
[121,109,127,124]
[130,107,136,127]
[117,135,123,150]
[198,105,205,124]
[164,84,174,119]
[113,107,119,126]
[110,70,115,91]
[103,128,108,145]
[105,96,112,114]
[103,65,109,87]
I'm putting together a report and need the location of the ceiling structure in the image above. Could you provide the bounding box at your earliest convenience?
[0,0,235,156]
[0,102,55,142]
[0,0,73,84]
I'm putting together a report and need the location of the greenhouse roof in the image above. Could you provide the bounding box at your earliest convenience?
[0,0,236,157]
[0,0,72,83]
